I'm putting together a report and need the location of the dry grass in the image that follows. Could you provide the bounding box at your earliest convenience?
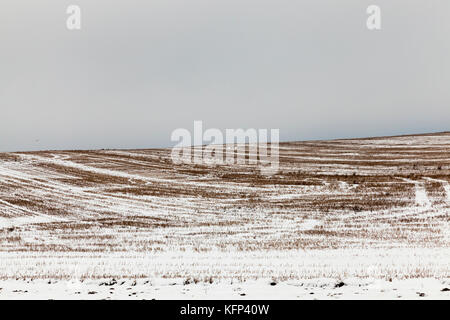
[0,132,449,280]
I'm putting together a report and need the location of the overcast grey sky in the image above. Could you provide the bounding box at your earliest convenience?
[1,0,449,152]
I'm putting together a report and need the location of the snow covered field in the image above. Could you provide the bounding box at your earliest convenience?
[1,277,449,300]
[0,133,449,299]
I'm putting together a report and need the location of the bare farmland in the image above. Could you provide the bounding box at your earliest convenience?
[0,133,449,299]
